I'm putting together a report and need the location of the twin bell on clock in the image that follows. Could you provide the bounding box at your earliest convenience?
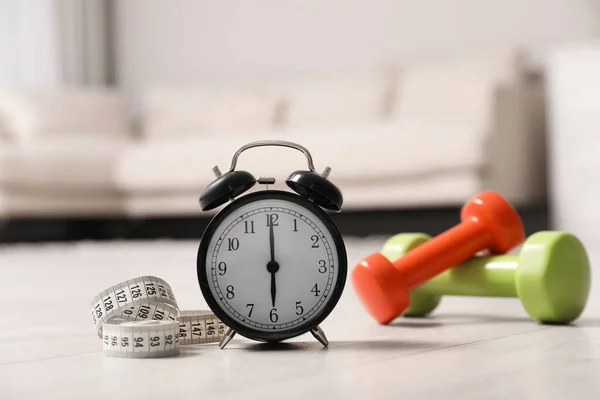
[196,140,348,349]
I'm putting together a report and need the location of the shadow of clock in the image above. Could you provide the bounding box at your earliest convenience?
[241,342,320,351]
[238,339,443,352]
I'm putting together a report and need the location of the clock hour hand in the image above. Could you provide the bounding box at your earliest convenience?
[270,272,276,307]
[266,218,279,307]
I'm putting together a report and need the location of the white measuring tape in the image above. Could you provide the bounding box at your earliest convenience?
[90,276,226,358]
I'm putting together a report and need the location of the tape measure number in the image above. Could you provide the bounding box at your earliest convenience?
[90,276,226,358]
[102,321,180,358]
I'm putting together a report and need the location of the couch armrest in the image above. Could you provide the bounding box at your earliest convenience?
[483,78,547,205]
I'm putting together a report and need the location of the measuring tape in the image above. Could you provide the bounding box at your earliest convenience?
[90,276,226,358]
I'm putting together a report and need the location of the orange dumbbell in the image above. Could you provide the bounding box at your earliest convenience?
[351,190,525,324]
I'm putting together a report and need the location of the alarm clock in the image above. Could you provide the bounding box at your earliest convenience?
[196,140,347,349]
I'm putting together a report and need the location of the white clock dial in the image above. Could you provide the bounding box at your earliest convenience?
[203,196,341,333]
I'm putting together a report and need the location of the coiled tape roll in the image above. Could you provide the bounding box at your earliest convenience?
[90,276,225,358]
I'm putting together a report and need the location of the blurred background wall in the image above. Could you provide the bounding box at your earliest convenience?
[1,0,599,244]
[115,0,599,112]
[3,0,599,93]
[0,0,60,86]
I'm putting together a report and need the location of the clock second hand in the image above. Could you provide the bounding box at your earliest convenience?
[266,216,279,308]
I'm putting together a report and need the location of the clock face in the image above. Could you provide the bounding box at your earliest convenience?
[197,191,347,342]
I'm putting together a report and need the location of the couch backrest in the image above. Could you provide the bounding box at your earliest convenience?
[138,52,528,139]
[271,70,396,127]
[140,84,283,138]
[393,49,529,134]
[140,70,397,137]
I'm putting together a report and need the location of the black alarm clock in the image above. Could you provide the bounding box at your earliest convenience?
[197,140,347,349]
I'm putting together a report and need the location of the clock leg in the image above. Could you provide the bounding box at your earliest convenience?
[310,325,329,347]
[219,327,236,349]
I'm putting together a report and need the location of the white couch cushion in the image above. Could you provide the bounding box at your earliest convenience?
[2,136,130,191]
[114,119,485,194]
[141,85,282,137]
[395,50,526,133]
[273,71,394,127]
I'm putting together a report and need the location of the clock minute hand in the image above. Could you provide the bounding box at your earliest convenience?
[269,220,275,262]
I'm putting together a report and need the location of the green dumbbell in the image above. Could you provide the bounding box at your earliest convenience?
[381,231,591,324]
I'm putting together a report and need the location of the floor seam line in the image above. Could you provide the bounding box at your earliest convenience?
[356,326,552,367]
[0,350,100,367]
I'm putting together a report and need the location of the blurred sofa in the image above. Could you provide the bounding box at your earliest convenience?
[0,50,547,218]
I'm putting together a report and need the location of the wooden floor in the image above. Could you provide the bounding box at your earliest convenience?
[0,237,598,399]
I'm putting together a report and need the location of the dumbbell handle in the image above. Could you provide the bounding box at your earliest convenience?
[412,255,518,297]
[395,220,493,289]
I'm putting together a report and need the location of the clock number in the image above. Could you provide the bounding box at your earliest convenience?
[244,220,255,234]
[226,285,235,299]
[266,214,279,227]
[318,259,327,273]
[311,283,321,297]
[293,219,298,232]
[295,301,304,315]
[311,235,320,248]
[269,307,279,323]
[246,303,254,317]
[227,238,239,251]
[218,261,227,276]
